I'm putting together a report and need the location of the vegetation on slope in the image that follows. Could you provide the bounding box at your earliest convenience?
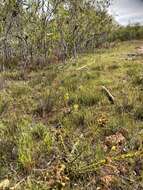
[0,41,143,189]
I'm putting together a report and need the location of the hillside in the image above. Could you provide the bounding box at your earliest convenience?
[0,41,143,189]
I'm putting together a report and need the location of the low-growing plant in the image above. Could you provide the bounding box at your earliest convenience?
[18,131,34,171]
[44,132,54,153]
[31,123,54,153]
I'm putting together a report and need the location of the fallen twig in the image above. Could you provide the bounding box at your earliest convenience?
[76,65,88,71]
[102,86,115,104]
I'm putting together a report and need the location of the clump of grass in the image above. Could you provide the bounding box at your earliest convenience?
[93,64,105,71]
[61,74,80,92]
[17,120,54,171]
[8,82,32,97]
[2,70,26,81]
[18,130,34,171]
[43,132,53,152]
[34,89,55,117]
[126,67,143,87]
[31,122,54,152]
[69,87,102,107]
[67,111,85,127]
[0,122,12,161]
[29,69,57,87]
[134,106,143,121]
[0,98,8,115]
[83,71,99,80]
[133,74,143,87]
[108,63,120,70]
[95,143,106,161]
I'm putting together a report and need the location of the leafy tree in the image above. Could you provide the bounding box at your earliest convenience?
[0,0,113,69]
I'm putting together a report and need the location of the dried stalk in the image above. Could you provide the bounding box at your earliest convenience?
[102,86,115,104]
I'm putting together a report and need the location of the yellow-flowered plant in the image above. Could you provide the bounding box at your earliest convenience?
[79,85,83,90]
[111,145,116,151]
[73,104,79,111]
[64,93,69,101]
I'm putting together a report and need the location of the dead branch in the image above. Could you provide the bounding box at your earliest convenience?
[102,86,115,104]
[76,65,88,71]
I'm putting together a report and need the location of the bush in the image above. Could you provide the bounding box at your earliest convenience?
[109,24,143,42]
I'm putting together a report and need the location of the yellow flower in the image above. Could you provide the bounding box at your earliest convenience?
[59,86,63,90]
[111,146,116,151]
[73,104,79,111]
[79,85,83,90]
[64,93,69,101]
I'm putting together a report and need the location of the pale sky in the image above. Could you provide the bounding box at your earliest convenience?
[108,0,143,25]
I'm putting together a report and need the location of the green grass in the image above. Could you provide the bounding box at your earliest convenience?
[0,41,143,189]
